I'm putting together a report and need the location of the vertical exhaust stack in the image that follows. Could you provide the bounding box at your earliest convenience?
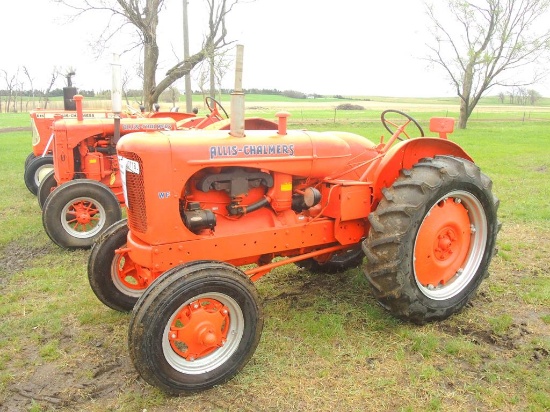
[74,95,84,121]
[230,45,245,137]
[111,53,122,143]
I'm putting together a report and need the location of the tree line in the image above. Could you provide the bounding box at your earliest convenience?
[0,82,345,113]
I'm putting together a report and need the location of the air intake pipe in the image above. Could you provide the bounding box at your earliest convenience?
[230,45,245,137]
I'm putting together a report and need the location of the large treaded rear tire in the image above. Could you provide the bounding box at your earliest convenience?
[363,156,500,324]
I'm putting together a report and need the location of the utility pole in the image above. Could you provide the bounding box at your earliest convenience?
[183,0,192,113]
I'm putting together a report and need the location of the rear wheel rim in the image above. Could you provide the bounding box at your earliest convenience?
[162,292,244,375]
[413,190,487,300]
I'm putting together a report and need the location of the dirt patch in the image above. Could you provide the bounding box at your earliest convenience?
[5,322,140,411]
[0,127,31,134]
[0,241,51,286]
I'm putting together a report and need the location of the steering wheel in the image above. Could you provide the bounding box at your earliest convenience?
[381,110,424,141]
[205,97,229,119]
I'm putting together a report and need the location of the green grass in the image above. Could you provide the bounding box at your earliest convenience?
[0,102,548,411]
[0,113,29,128]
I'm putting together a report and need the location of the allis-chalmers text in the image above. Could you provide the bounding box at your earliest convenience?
[210,144,295,159]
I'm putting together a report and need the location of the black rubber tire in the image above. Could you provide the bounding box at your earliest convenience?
[363,156,500,324]
[87,219,138,312]
[42,179,122,249]
[24,155,54,195]
[129,261,263,394]
[37,170,57,210]
[24,152,36,169]
[296,245,364,273]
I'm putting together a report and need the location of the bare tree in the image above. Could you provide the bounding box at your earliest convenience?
[121,69,133,105]
[194,60,209,104]
[194,46,233,101]
[1,69,17,113]
[54,0,241,111]
[213,47,233,98]
[160,85,181,108]
[425,0,550,128]
[528,89,542,105]
[41,69,60,109]
[23,66,36,111]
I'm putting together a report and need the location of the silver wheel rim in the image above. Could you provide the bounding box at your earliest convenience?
[413,190,488,300]
[60,196,107,239]
[110,247,143,298]
[34,164,53,186]
[162,292,244,375]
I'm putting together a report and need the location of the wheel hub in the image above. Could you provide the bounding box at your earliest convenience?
[77,211,92,224]
[168,298,229,360]
[435,228,457,260]
[414,198,472,287]
[113,250,155,292]
[68,201,99,228]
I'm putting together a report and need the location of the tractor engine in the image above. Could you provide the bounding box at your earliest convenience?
[179,167,321,235]
[77,139,119,185]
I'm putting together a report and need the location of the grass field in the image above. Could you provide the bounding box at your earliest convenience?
[0,100,549,411]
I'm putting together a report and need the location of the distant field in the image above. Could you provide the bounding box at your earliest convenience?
[6,92,549,113]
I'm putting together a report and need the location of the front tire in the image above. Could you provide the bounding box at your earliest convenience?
[363,156,499,324]
[24,155,53,195]
[87,219,143,312]
[37,170,57,210]
[42,179,122,249]
[129,261,263,394]
[297,245,364,273]
[24,152,36,168]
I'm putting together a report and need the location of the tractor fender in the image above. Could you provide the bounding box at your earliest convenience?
[370,137,473,204]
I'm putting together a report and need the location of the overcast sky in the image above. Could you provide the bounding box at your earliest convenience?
[2,0,549,98]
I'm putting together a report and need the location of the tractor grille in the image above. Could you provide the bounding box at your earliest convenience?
[119,151,147,233]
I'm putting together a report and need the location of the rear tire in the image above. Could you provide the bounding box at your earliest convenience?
[363,156,500,324]
[42,179,122,249]
[129,261,263,394]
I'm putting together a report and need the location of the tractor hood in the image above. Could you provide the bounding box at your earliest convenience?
[117,128,376,180]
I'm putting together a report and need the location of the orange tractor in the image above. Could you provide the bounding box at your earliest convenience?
[24,91,197,195]
[87,47,500,394]
[39,94,279,249]
[25,104,125,195]
[37,95,228,249]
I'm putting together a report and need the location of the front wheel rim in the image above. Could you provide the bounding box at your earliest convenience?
[413,190,488,300]
[60,197,107,239]
[111,249,146,297]
[162,292,244,375]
